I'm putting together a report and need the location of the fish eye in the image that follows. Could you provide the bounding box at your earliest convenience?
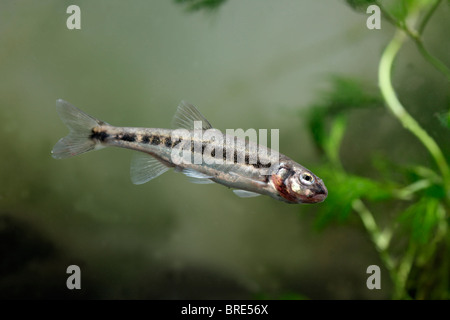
[299,172,314,185]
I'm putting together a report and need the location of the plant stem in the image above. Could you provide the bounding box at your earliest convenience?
[393,179,432,200]
[351,199,404,297]
[405,29,450,81]
[418,0,442,35]
[395,241,416,299]
[376,0,450,81]
[352,199,390,252]
[378,30,450,200]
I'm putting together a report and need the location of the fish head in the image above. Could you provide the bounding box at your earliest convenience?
[270,162,328,204]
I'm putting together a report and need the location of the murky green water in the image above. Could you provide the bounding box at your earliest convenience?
[0,0,448,299]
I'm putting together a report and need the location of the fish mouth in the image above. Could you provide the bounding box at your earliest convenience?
[311,184,328,203]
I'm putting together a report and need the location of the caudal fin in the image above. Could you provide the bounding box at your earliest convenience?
[51,99,107,159]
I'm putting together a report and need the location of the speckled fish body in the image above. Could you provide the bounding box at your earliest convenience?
[52,100,327,204]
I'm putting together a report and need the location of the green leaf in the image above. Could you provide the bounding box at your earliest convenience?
[436,111,450,129]
[305,76,381,152]
[346,0,378,10]
[277,293,309,300]
[314,169,393,229]
[401,165,446,199]
[398,197,442,244]
[324,115,347,167]
[254,292,309,300]
[174,0,228,11]
[406,165,442,185]
[323,76,381,112]
[379,0,436,24]
[306,107,328,153]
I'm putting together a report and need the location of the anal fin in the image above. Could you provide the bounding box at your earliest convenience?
[130,152,170,185]
[233,189,261,198]
[182,168,214,184]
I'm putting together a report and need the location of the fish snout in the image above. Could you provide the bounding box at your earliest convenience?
[311,183,328,203]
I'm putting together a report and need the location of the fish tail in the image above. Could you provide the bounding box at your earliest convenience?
[51,99,107,159]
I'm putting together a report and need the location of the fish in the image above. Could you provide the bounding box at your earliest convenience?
[51,99,327,204]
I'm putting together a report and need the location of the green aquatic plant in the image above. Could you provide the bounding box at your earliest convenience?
[174,0,227,11]
[177,0,449,299]
[308,76,448,299]
[308,0,449,299]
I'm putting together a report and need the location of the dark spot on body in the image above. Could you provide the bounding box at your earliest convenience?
[172,138,182,148]
[233,150,238,163]
[202,142,207,154]
[164,137,172,147]
[151,136,160,145]
[121,133,136,142]
[142,135,151,143]
[245,154,250,165]
[261,162,272,168]
[211,149,215,157]
[90,129,109,142]
[252,161,271,168]
[222,147,228,160]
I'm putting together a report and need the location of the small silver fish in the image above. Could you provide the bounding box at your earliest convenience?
[52,99,327,204]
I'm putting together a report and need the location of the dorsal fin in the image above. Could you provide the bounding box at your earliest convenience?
[172,101,213,130]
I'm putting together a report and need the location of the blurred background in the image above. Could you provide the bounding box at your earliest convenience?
[0,0,448,299]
